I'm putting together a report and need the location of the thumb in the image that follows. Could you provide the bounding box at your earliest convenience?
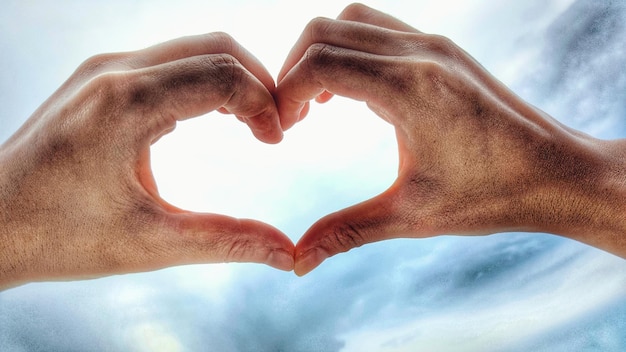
[132,152,295,272]
[135,210,295,272]
[294,186,409,276]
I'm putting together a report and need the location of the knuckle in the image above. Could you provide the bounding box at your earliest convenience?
[225,239,246,260]
[204,52,240,70]
[76,52,128,77]
[303,43,415,97]
[87,71,126,94]
[322,222,366,253]
[425,34,458,56]
[202,53,244,93]
[405,33,459,59]
[303,43,337,71]
[205,31,236,52]
[83,71,130,109]
[221,237,254,262]
[415,60,451,93]
[339,3,371,21]
[306,17,334,41]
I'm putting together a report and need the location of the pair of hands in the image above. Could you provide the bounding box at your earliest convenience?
[1,4,624,289]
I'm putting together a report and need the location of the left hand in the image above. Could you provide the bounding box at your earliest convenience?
[275,4,626,276]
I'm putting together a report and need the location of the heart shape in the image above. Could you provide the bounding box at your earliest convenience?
[152,104,396,223]
[2,4,620,292]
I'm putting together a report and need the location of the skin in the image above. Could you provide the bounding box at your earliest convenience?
[0,33,295,290]
[274,3,626,276]
[1,4,624,288]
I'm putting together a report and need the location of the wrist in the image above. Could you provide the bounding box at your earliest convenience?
[573,138,626,257]
[521,133,626,257]
[0,153,17,288]
[0,147,36,289]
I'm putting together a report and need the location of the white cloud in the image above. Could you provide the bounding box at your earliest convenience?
[338,246,626,351]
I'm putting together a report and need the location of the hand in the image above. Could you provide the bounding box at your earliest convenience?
[276,3,626,276]
[0,33,294,289]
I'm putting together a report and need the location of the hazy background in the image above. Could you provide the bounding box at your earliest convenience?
[1,0,625,351]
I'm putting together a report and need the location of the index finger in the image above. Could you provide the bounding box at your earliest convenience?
[275,43,408,130]
[133,33,282,143]
[134,32,276,93]
[337,3,420,33]
[278,3,419,82]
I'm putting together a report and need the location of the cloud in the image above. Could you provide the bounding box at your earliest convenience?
[336,244,626,352]
[518,0,626,138]
[516,297,626,351]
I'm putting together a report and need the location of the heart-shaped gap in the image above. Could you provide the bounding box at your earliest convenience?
[151,98,398,240]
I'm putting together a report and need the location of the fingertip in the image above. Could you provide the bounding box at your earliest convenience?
[338,2,374,20]
[279,101,308,131]
[252,126,284,144]
[267,249,295,271]
[315,91,334,104]
[294,247,329,276]
[242,109,284,144]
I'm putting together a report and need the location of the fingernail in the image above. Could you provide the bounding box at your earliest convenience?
[267,249,295,272]
[294,247,329,277]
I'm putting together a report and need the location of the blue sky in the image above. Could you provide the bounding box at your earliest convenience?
[1,0,625,351]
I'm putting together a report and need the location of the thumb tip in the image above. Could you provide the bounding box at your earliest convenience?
[256,129,284,144]
[294,247,329,276]
[267,249,295,271]
[278,101,310,131]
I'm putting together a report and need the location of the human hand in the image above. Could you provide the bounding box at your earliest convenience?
[276,3,626,276]
[0,33,294,289]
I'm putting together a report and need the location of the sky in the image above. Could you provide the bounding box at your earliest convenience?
[1,0,625,351]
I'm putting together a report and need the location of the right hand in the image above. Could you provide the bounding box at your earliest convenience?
[0,32,294,289]
[276,3,626,276]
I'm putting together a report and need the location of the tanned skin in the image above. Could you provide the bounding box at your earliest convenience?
[1,4,624,288]
[274,3,626,275]
[0,33,295,290]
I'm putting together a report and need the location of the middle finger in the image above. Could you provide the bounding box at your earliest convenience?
[278,17,424,82]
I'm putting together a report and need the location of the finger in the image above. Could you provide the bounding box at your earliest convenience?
[276,4,420,125]
[293,186,411,276]
[276,44,407,130]
[133,33,282,143]
[131,32,276,93]
[337,3,421,33]
[315,90,334,104]
[277,3,421,83]
[276,16,425,130]
[278,17,418,83]
[62,33,278,121]
[89,53,282,144]
[131,209,295,272]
